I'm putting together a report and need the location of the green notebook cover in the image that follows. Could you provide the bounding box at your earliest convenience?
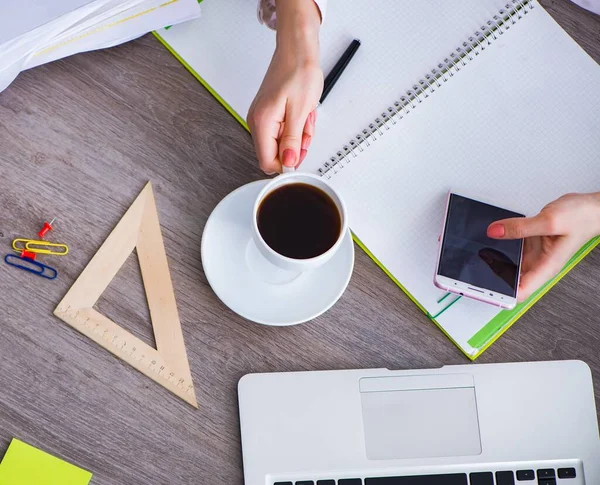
[155,31,599,360]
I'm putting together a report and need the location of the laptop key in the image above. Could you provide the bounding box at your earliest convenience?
[470,472,493,485]
[316,481,336,485]
[274,482,292,485]
[537,480,556,485]
[516,470,535,481]
[537,469,555,479]
[496,471,515,485]
[296,482,314,485]
[557,468,576,479]
[365,474,467,484]
[339,480,362,485]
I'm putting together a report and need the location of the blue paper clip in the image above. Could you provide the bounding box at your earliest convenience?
[4,254,58,280]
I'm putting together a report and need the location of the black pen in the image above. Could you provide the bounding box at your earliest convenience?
[318,38,361,106]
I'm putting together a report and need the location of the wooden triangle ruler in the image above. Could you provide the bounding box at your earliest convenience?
[54,182,197,407]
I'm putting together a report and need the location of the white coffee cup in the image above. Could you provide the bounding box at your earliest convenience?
[246,172,349,284]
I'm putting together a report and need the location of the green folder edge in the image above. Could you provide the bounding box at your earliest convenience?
[154,31,600,360]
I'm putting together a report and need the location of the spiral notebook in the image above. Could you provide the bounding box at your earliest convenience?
[155,0,600,358]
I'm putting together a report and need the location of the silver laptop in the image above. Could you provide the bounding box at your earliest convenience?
[238,360,599,485]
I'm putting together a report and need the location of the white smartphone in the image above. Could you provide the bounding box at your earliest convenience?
[434,190,525,309]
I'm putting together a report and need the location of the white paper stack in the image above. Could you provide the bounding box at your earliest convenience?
[0,0,201,92]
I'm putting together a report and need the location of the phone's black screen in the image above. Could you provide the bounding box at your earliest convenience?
[438,194,525,297]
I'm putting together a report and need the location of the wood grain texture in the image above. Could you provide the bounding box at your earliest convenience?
[0,1,598,483]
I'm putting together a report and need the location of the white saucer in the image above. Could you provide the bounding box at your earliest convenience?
[201,180,354,326]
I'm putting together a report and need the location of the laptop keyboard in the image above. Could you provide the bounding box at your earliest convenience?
[274,467,578,485]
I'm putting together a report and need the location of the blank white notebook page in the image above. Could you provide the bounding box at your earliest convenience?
[157,0,511,173]
[327,3,600,352]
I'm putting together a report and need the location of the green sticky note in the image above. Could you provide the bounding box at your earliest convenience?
[0,439,92,485]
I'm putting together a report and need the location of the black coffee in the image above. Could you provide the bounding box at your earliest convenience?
[257,183,342,259]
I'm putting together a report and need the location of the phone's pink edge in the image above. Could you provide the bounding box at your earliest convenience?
[434,190,520,311]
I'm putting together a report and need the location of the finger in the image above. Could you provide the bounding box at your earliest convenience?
[294,112,316,169]
[301,132,312,151]
[301,120,313,151]
[305,109,317,137]
[517,245,570,302]
[299,149,308,165]
[279,103,311,168]
[518,265,557,302]
[248,108,282,174]
[488,213,555,240]
[520,237,541,274]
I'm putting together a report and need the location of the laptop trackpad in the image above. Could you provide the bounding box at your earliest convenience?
[360,375,482,460]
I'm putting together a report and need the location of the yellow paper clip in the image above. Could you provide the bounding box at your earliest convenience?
[12,239,69,256]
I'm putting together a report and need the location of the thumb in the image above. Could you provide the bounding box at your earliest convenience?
[279,104,310,169]
[488,213,554,240]
[517,253,565,302]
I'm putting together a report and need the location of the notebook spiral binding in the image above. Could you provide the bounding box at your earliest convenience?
[318,0,535,179]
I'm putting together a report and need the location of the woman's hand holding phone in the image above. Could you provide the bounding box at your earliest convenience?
[487,192,600,302]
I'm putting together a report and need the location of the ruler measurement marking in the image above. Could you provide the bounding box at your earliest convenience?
[52,184,198,407]
[56,307,193,394]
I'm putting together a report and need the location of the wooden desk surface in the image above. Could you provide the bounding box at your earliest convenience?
[0,1,598,483]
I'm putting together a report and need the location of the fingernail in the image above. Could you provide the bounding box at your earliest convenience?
[299,149,308,165]
[302,135,312,150]
[488,224,505,238]
[265,171,277,176]
[282,149,296,167]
